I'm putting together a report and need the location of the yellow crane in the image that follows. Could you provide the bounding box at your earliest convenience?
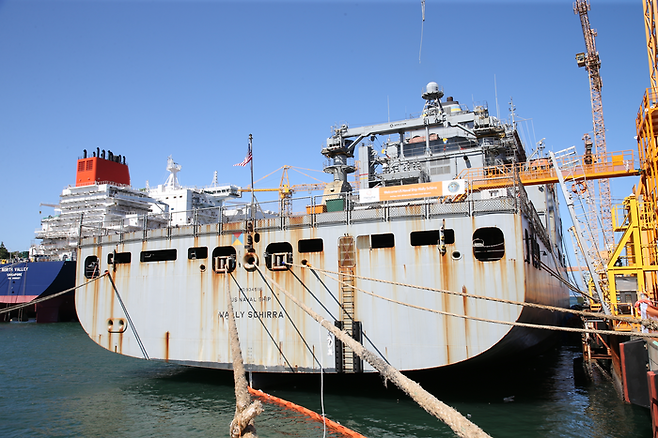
[590,0,658,329]
[239,165,328,215]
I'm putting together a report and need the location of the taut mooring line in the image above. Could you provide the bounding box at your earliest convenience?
[256,268,322,369]
[225,277,263,438]
[292,263,644,327]
[300,264,392,366]
[255,265,492,438]
[106,271,149,360]
[0,273,105,315]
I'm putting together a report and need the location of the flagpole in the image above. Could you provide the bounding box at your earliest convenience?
[248,134,254,223]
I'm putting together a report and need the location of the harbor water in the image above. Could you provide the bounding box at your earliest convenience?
[0,322,652,437]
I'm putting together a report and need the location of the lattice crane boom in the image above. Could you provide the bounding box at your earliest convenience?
[645,0,658,90]
[574,0,613,249]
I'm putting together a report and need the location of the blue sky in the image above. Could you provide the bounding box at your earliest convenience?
[0,0,646,251]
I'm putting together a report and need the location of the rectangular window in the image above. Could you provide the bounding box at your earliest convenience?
[188,247,208,260]
[298,238,323,253]
[140,249,177,262]
[370,233,395,249]
[444,229,455,244]
[107,252,132,264]
[410,229,455,246]
[411,230,439,246]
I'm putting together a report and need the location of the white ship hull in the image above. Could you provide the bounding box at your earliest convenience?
[75,190,570,373]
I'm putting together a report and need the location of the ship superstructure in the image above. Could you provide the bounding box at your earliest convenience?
[74,83,570,373]
[32,149,161,261]
[147,156,241,226]
[32,151,240,261]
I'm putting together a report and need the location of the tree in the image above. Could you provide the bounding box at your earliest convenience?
[0,242,10,259]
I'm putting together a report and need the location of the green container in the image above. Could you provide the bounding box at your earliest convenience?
[325,198,344,212]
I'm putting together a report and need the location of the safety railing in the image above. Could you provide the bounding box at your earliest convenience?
[79,177,555,251]
[458,150,638,190]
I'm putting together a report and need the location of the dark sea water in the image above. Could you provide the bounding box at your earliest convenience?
[0,322,652,438]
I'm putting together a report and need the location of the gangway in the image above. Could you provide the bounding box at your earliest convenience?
[458,149,638,191]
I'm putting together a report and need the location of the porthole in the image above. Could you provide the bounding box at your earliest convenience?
[452,250,462,260]
[473,227,505,262]
[84,255,100,279]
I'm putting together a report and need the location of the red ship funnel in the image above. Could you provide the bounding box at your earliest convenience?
[75,151,130,187]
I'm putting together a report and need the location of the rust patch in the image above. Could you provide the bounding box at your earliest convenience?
[223,221,242,232]
[165,331,170,362]
[405,204,423,216]
[288,216,304,226]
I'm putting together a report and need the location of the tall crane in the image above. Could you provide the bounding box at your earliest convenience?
[614,0,658,301]
[582,0,658,325]
[645,0,658,91]
[574,0,613,249]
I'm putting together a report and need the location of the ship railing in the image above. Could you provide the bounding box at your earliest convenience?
[516,182,552,250]
[71,180,133,189]
[79,180,556,248]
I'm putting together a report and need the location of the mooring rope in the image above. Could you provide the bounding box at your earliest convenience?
[255,265,492,438]
[319,320,327,438]
[301,263,658,339]
[226,276,263,438]
[0,272,107,315]
[255,269,323,369]
[290,267,392,366]
[106,272,150,360]
[538,258,588,297]
[289,263,645,327]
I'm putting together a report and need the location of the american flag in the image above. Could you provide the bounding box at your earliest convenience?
[234,143,252,167]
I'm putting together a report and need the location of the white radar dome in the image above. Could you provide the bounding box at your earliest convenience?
[421,81,444,101]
